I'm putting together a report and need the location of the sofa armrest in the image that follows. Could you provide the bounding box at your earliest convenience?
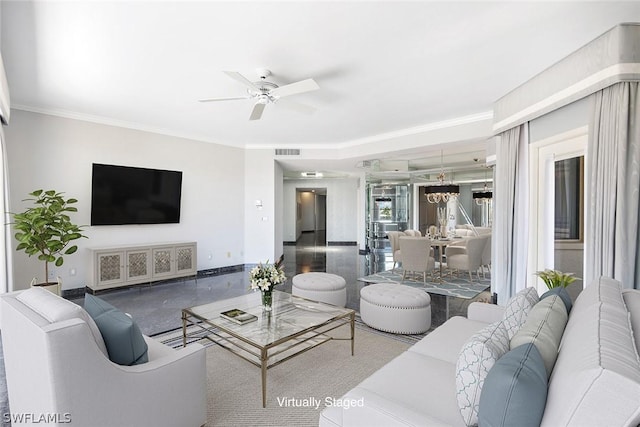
[467,302,504,324]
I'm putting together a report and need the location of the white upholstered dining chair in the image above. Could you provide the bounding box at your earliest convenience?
[399,236,436,282]
[445,235,487,282]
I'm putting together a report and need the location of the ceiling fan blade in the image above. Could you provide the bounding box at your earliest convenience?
[269,78,319,98]
[198,96,250,102]
[249,103,266,121]
[223,71,259,90]
[275,98,316,115]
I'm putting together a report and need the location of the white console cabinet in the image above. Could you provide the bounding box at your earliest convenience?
[88,242,197,291]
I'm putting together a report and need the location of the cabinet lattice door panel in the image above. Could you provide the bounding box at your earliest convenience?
[97,252,123,286]
[127,250,151,281]
[176,245,196,274]
[153,248,176,278]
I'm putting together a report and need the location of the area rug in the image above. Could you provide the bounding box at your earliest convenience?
[184,326,409,426]
[358,270,490,299]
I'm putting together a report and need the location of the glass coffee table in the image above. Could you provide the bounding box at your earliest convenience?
[182,290,355,407]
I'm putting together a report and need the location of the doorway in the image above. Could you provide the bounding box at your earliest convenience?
[296,188,327,245]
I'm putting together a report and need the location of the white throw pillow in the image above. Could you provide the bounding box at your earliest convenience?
[510,295,568,377]
[455,320,510,426]
[502,287,539,339]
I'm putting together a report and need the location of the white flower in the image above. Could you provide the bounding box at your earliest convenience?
[248,261,286,291]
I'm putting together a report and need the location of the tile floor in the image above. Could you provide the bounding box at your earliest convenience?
[70,231,372,336]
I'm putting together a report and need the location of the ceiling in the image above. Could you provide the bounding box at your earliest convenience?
[2,1,640,181]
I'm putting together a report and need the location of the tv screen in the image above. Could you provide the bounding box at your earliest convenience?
[91,163,182,225]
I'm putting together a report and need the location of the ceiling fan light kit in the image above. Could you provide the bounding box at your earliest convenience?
[199,68,320,121]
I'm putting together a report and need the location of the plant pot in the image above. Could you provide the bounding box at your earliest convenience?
[30,278,61,296]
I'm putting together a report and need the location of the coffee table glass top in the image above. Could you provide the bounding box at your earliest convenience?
[184,290,354,347]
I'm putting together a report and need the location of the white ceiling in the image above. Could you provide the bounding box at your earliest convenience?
[3,1,640,178]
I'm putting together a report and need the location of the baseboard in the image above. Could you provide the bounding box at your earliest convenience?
[198,264,245,277]
[327,241,357,246]
[62,287,88,299]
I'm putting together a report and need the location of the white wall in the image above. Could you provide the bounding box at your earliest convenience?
[5,110,245,290]
[244,149,277,264]
[283,178,359,243]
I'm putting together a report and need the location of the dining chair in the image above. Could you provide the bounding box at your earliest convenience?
[445,235,486,282]
[399,236,436,282]
[387,231,404,272]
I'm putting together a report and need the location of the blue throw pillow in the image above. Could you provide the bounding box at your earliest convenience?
[84,294,148,366]
[478,343,548,427]
[540,286,572,314]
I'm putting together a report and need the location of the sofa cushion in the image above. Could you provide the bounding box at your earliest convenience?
[540,286,572,314]
[16,287,108,357]
[510,295,568,377]
[478,343,548,427]
[502,287,539,339]
[84,294,148,365]
[342,351,466,427]
[409,316,488,363]
[541,277,640,427]
[455,320,510,426]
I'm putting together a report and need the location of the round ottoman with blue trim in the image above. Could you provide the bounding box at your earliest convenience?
[292,272,347,307]
[360,283,431,333]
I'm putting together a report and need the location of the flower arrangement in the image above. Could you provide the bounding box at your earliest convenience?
[250,259,286,311]
[249,259,287,291]
[534,269,578,289]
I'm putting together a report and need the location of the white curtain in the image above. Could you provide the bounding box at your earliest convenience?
[0,54,12,293]
[0,127,12,293]
[493,123,529,304]
[586,82,640,289]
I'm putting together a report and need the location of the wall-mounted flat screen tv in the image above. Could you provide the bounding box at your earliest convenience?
[91,163,182,225]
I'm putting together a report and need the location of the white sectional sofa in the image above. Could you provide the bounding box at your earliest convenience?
[320,277,640,427]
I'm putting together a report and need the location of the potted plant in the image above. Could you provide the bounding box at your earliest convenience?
[11,189,87,293]
[534,269,578,289]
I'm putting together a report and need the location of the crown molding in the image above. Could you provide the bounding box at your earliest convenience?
[245,111,494,150]
[12,104,492,155]
[11,104,237,148]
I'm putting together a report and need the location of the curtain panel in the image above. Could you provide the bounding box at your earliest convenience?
[493,123,529,304]
[586,82,640,289]
[0,54,12,292]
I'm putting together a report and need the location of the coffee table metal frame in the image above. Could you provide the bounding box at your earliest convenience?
[181,290,355,407]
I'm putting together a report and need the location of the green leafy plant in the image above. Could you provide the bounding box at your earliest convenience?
[11,190,87,284]
[534,269,578,289]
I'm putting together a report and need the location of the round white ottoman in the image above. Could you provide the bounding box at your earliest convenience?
[360,283,431,334]
[292,272,347,307]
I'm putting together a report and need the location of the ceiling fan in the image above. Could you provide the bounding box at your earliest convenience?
[199,68,320,121]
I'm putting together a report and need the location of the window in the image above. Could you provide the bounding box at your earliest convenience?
[554,156,583,240]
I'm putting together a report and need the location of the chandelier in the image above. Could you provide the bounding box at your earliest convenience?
[424,172,460,204]
[473,168,492,205]
[473,184,493,205]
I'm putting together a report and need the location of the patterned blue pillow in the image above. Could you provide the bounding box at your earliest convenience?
[84,294,148,365]
[478,343,548,427]
[456,320,510,426]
